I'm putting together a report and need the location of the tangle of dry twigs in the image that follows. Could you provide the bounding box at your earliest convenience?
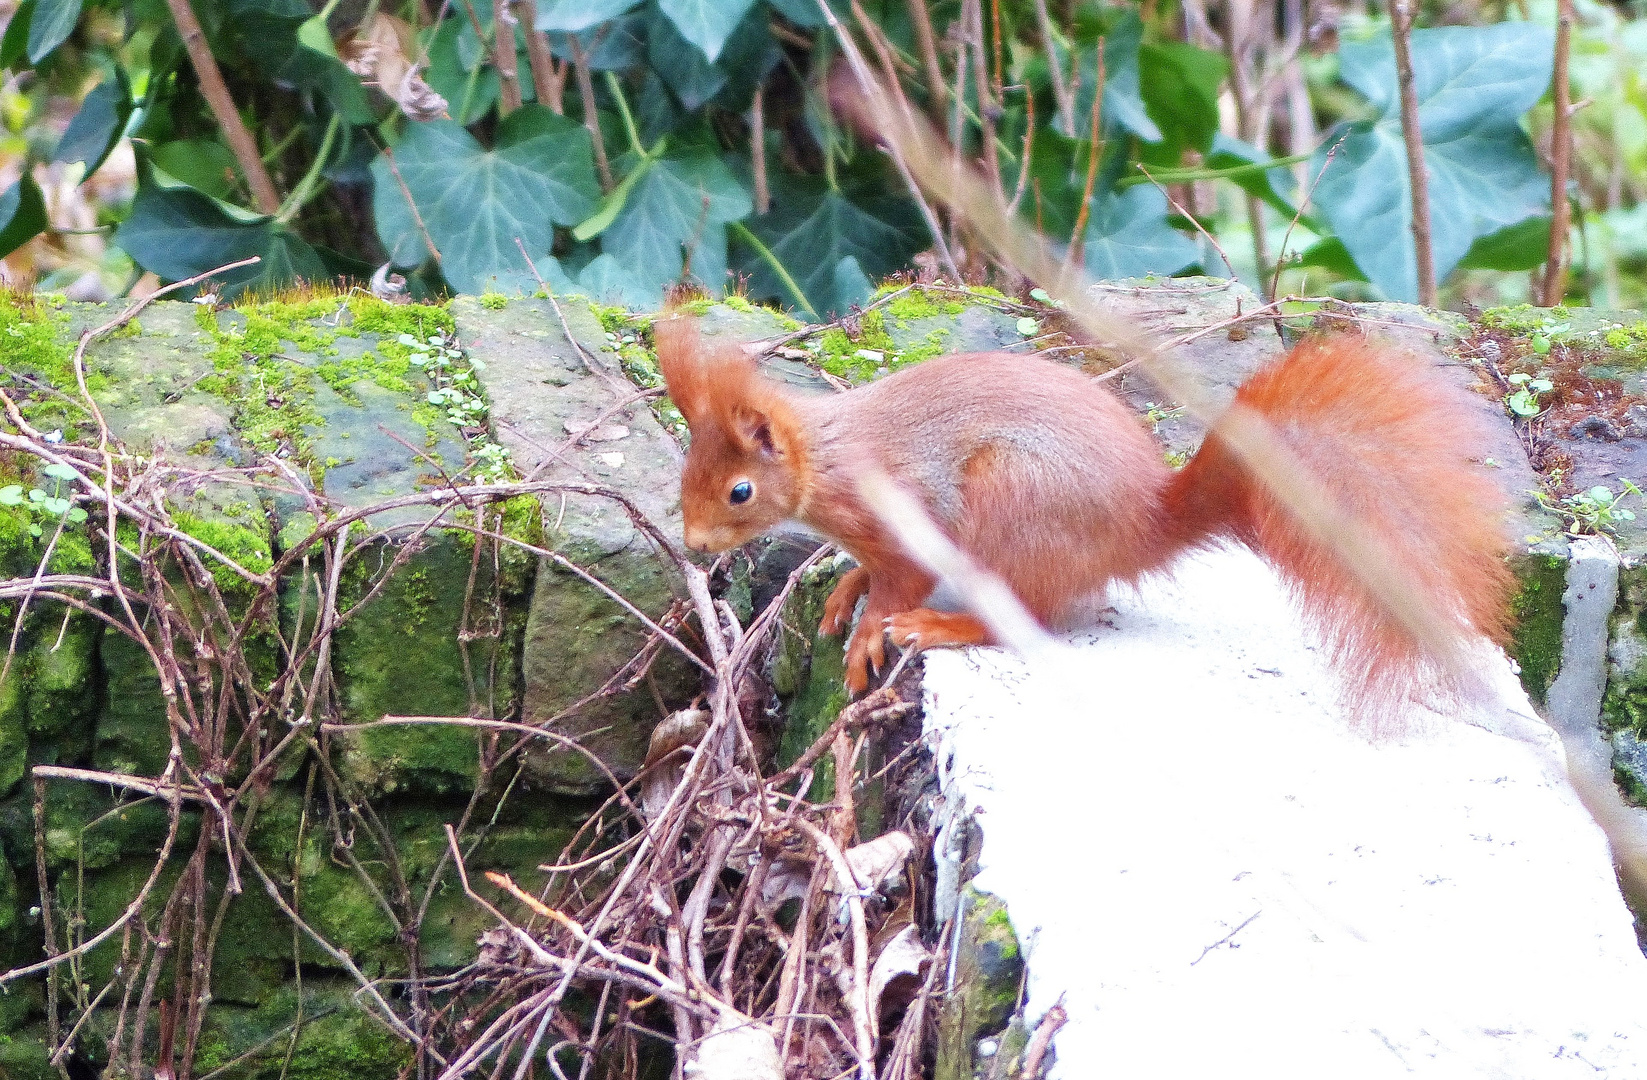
[1,271,945,1080]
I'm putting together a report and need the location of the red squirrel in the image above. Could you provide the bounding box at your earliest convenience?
[655,317,1513,704]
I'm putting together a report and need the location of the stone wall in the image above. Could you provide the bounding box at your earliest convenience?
[0,279,1644,1078]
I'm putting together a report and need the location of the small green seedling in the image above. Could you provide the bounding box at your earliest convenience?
[1505,372,1553,417]
[0,462,88,537]
[1528,315,1572,356]
[1143,401,1184,429]
[398,333,513,480]
[1535,479,1643,537]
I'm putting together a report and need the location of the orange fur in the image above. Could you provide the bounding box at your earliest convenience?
[657,317,1512,708]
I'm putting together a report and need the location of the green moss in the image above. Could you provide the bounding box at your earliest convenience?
[882,287,967,320]
[172,510,273,600]
[808,287,1012,382]
[480,292,509,310]
[815,310,896,382]
[0,297,76,386]
[192,296,458,475]
[773,557,852,800]
[591,303,631,335]
[1616,760,1647,805]
[935,887,1026,1080]
[1509,554,1566,706]
[1479,304,1564,335]
[0,1028,54,1080]
[0,294,106,434]
[283,1006,411,1080]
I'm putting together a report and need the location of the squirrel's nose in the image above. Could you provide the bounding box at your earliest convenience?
[682,526,709,553]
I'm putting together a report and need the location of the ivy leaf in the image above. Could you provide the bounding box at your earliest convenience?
[1137,42,1227,164]
[52,68,132,179]
[1456,215,1552,272]
[423,16,500,124]
[648,4,777,113]
[741,187,923,318]
[0,175,47,260]
[1311,22,1555,302]
[115,180,325,295]
[648,10,726,110]
[832,256,872,312]
[766,0,827,28]
[26,0,82,63]
[657,0,756,63]
[708,8,780,113]
[1,0,35,68]
[1203,134,1301,221]
[600,148,752,298]
[1019,129,1098,242]
[371,107,601,294]
[1068,10,1160,142]
[150,139,241,200]
[1081,185,1200,280]
[546,14,646,70]
[1295,236,1366,279]
[577,252,658,308]
[536,0,643,33]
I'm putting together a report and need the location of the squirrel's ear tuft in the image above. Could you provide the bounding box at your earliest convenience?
[654,316,707,421]
[730,402,779,457]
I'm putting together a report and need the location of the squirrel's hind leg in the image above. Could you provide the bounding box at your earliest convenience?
[885,609,992,650]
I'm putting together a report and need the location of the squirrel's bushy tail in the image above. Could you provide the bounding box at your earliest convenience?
[1162,335,1514,719]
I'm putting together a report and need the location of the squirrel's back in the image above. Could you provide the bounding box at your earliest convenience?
[795,352,1174,617]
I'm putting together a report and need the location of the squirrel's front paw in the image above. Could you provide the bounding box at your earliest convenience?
[821,567,870,638]
[842,620,887,696]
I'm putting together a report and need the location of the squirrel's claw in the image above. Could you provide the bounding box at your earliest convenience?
[821,567,870,638]
[843,629,873,696]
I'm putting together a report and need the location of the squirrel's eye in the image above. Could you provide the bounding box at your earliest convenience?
[729,481,754,505]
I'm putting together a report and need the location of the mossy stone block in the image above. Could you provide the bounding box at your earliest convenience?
[416,811,581,969]
[517,550,695,793]
[0,844,22,969]
[199,299,517,796]
[0,676,23,801]
[454,295,697,793]
[1511,553,1569,707]
[68,301,234,455]
[0,1026,54,1080]
[19,780,197,872]
[771,549,851,800]
[324,534,521,795]
[0,608,99,799]
[190,982,413,1080]
[934,886,1025,1080]
[25,612,99,742]
[1607,561,1647,803]
[91,622,173,778]
[692,300,799,342]
[884,304,1021,357]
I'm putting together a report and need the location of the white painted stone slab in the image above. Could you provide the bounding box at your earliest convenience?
[923,546,1647,1078]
